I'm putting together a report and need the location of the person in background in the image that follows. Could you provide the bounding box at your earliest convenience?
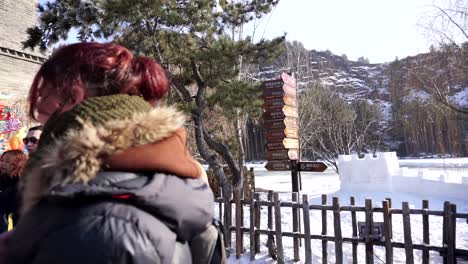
[3,42,222,264]
[22,126,43,154]
[0,150,27,232]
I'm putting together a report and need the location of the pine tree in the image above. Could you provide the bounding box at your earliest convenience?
[24,0,285,193]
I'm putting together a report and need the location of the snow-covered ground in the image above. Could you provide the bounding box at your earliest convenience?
[221,158,468,263]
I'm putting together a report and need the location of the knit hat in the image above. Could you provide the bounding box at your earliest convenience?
[38,94,152,148]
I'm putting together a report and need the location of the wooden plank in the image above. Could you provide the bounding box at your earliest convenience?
[302,194,312,264]
[402,202,414,264]
[322,194,328,264]
[249,191,255,261]
[267,191,276,260]
[383,200,393,264]
[274,193,285,264]
[350,197,358,264]
[422,200,429,264]
[333,197,343,264]
[365,199,374,264]
[444,202,455,264]
[254,193,261,254]
[235,189,243,258]
[292,192,300,262]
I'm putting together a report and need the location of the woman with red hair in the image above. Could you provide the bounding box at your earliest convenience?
[0,150,27,232]
[1,43,220,264]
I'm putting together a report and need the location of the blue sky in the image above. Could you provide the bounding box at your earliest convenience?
[40,0,446,63]
[243,0,444,63]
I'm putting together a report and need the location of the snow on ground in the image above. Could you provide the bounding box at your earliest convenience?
[221,159,468,263]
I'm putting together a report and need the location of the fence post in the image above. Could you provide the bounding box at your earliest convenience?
[322,194,328,264]
[274,192,285,264]
[422,200,429,264]
[224,190,232,249]
[451,204,457,263]
[386,197,393,238]
[365,199,374,264]
[333,197,343,264]
[218,188,223,223]
[292,192,300,262]
[443,201,455,264]
[402,202,414,264]
[254,193,261,254]
[302,194,312,264]
[234,189,243,258]
[249,191,255,261]
[267,191,276,260]
[350,196,358,264]
[383,200,393,264]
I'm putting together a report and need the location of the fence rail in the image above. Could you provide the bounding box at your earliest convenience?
[216,189,468,264]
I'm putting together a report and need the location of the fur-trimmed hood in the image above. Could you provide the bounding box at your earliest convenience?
[21,106,200,214]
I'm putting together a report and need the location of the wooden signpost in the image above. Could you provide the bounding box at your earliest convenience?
[262,72,327,191]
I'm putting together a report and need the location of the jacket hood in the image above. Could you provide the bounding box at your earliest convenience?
[21,106,188,215]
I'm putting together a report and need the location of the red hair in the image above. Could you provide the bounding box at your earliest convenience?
[1,150,27,178]
[29,42,170,120]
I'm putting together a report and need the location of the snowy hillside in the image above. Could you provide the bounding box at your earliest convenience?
[253,45,468,157]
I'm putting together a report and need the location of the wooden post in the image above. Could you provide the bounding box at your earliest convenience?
[302,194,312,264]
[333,197,343,264]
[402,202,414,264]
[451,204,456,262]
[383,200,393,264]
[267,190,276,260]
[365,199,374,264]
[224,190,232,248]
[254,193,261,254]
[422,200,429,264]
[218,188,223,222]
[350,196,358,264]
[234,189,243,258]
[292,192,300,262]
[249,191,256,261]
[386,197,393,238]
[443,202,455,264]
[322,194,328,264]
[274,192,284,264]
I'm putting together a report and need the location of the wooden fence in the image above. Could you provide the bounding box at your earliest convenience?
[216,189,468,263]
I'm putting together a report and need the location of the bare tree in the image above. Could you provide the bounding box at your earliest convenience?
[417,0,468,115]
[299,83,383,172]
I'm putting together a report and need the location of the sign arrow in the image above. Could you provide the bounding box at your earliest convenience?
[265,160,291,171]
[298,161,328,172]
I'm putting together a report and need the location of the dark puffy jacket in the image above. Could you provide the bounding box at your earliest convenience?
[0,176,19,232]
[6,171,214,264]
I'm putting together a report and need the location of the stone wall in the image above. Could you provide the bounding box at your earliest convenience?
[0,51,43,100]
[0,0,40,55]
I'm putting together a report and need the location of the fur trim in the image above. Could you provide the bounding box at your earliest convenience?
[21,106,186,214]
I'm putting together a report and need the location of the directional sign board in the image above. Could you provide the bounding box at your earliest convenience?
[263,105,298,120]
[262,72,299,171]
[298,162,328,172]
[265,160,292,171]
[265,149,299,160]
[263,95,297,110]
[266,128,299,141]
